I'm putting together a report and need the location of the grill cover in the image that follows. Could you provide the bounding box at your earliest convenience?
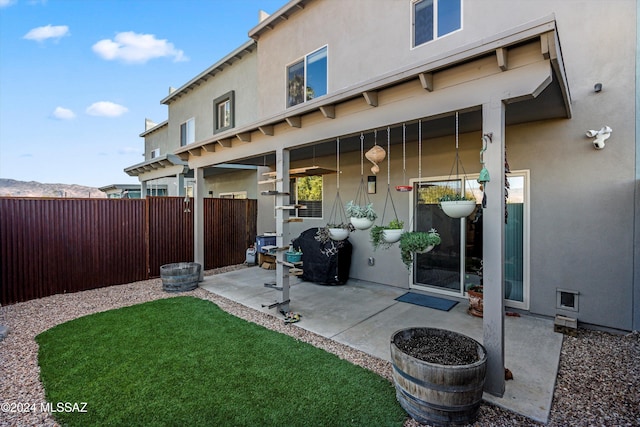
[291,228,352,285]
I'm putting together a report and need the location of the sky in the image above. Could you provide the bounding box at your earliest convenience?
[0,0,287,188]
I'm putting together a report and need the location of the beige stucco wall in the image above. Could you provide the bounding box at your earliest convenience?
[143,124,169,160]
[167,49,258,147]
[241,0,637,331]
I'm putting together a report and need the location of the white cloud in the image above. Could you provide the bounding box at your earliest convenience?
[92,31,187,64]
[85,101,128,117]
[23,24,69,42]
[51,106,76,120]
[0,0,17,8]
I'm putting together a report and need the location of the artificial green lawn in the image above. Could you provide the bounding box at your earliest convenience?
[36,296,406,426]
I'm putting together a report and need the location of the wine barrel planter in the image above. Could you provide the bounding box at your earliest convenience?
[390,327,487,427]
[160,262,201,292]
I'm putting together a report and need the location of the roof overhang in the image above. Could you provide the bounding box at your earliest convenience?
[249,0,312,40]
[161,40,257,105]
[124,153,189,179]
[177,15,571,167]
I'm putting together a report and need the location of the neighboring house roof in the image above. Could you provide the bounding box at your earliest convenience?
[160,39,257,105]
[99,184,143,192]
[125,153,188,177]
[139,120,168,138]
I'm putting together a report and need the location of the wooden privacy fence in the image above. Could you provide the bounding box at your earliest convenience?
[0,197,257,305]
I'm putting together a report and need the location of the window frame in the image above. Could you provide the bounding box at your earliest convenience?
[286,45,328,108]
[411,0,462,49]
[213,91,235,134]
[180,118,195,147]
[150,148,160,159]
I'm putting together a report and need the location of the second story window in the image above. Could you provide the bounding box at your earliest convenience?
[287,46,328,108]
[413,0,462,47]
[150,148,160,159]
[180,118,194,146]
[214,91,235,134]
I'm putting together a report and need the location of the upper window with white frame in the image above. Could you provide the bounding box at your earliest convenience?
[180,118,195,147]
[412,0,462,48]
[287,46,328,108]
[214,91,234,134]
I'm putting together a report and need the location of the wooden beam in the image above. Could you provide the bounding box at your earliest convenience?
[202,143,217,153]
[258,125,274,136]
[496,48,508,71]
[188,147,201,157]
[236,132,252,142]
[218,138,232,148]
[285,116,301,128]
[177,152,189,161]
[363,91,378,107]
[319,105,335,119]
[540,33,550,59]
[418,72,434,91]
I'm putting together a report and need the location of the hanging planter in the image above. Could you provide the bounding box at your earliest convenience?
[370,219,404,250]
[346,200,377,230]
[399,229,441,269]
[328,226,350,241]
[438,112,477,219]
[439,198,477,218]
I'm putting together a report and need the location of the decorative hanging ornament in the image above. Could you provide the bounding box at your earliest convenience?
[365,130,386,174]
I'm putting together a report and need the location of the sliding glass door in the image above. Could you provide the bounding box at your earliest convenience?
[410,172,529,309]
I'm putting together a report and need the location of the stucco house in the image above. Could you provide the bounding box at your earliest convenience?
[125,0,639,396]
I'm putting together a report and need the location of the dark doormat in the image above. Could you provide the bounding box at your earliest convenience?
[395,292,458,311]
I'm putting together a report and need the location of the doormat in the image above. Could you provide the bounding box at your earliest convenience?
[395,292,458,311]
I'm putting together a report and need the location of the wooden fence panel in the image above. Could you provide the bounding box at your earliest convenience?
[147,197,194,277]
[1,197,258,305]
[204,198,257,269]
[0,198,147,305]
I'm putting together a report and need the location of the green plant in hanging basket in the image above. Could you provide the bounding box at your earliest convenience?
[399,229,441,269]
[345,201,377,220]
[370,219,404,251]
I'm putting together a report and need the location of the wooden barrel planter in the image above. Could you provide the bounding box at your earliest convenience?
[390,327,487,427]
[160,262,201,292]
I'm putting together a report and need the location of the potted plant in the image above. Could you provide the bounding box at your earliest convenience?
[370,218,404,250]
[439,193,477,219]
[399,229,441,269]
[325,222,354,241]
[466,283,484,317]
[345,201,377,230]
[391,327,487,426]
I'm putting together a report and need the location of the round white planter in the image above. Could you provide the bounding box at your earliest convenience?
[328,228,349,241]
[440,200,476,218]
[416,245,434,254]
[350,217,374,230]
[382,228,403,243]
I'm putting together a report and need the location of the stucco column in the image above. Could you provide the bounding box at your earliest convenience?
[140,181,148,199]
[194,167,205,281]
[482,98,506,397]
[176,173,185,197]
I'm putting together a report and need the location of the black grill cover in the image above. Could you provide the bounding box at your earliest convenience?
[291,228,352,285]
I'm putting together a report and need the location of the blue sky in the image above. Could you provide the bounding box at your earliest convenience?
[0,0,286,187]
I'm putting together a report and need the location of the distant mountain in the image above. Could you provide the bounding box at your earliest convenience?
[0,179,107,198]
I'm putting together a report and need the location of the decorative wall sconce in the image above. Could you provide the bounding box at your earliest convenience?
[585,126,612,150]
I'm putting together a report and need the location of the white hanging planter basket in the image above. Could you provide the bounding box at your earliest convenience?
[440,200,476,218]
[328,228,350,241]
[350,217,374,230]
[382,228,403,243]
[416,245,434,254]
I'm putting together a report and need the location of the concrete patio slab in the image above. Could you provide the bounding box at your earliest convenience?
[200,267,563,423]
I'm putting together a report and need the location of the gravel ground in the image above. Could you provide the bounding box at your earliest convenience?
[1,265,638,427]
